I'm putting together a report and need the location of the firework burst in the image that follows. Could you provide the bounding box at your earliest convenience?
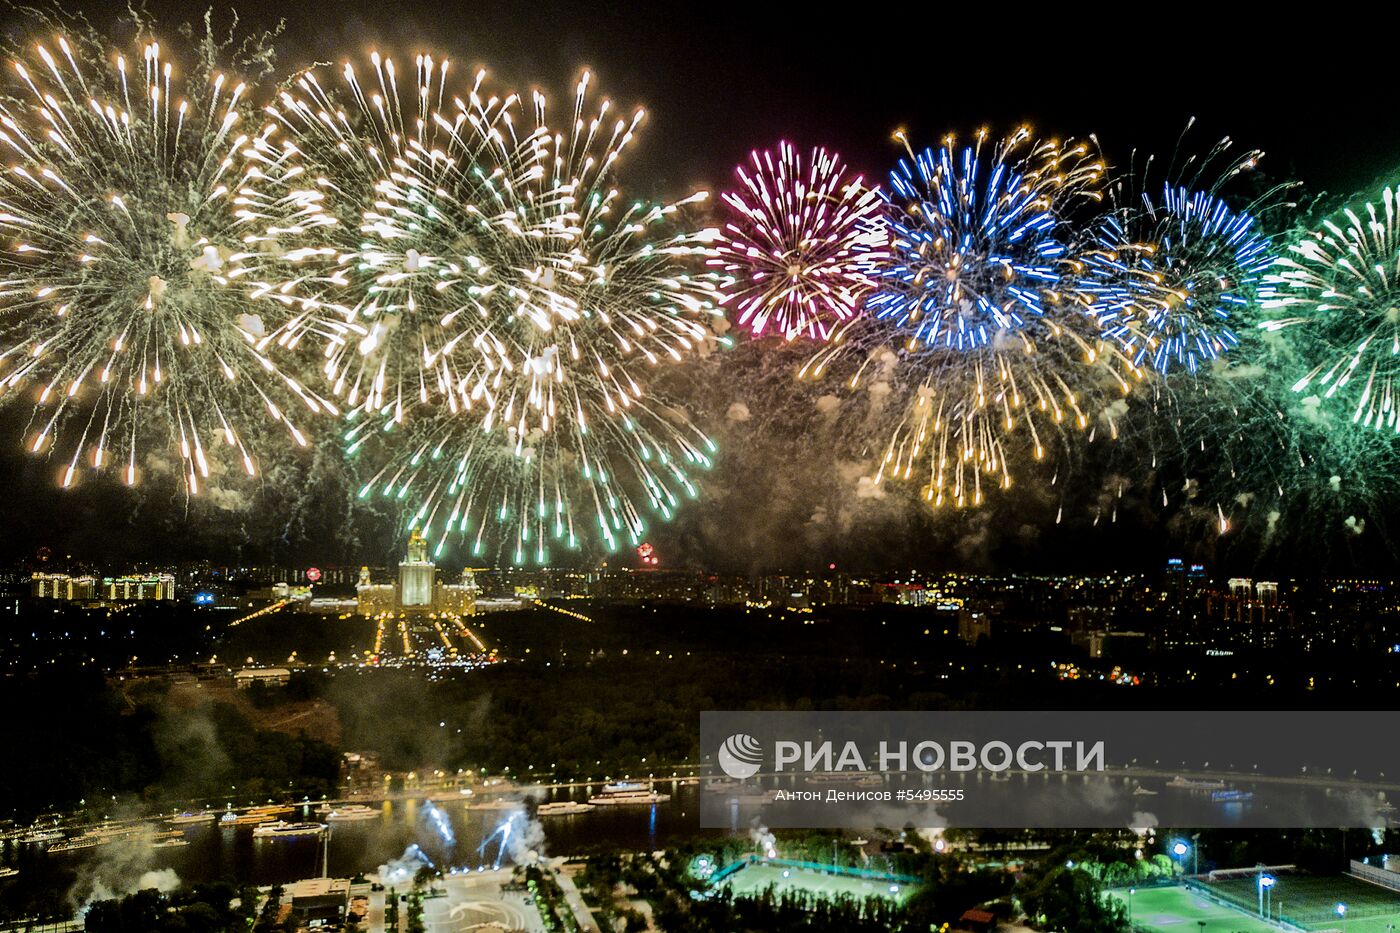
[0,22,330,493]
[254,51,528,419]
[1263,186,1400,433]
[712,141,886,342]
[803,128,1135,508]
[257,62,724,561]
[1085,135,1279,375]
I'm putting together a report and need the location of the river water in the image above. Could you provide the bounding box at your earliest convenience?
[0,780,708,916]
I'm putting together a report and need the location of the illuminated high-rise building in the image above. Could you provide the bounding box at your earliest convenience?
[1164,558,1185,601]
[398,531,434,608]
[31,573,97,601]
[102,574,175,601]
[356,566,395,616]
[1256,581,1279,605]
[355,538,477,617]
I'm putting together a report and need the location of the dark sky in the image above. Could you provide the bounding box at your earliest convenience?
[4,2,1387,200]
[0,2,1392,573]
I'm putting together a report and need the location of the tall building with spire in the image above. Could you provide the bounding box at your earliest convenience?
[398,531,435,608]
[355,534,478,617]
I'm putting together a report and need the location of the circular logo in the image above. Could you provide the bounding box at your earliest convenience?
[717,733,763,779]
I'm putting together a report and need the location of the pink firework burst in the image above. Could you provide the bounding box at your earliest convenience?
[713,142,887,342]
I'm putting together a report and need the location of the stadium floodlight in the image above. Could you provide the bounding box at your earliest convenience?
[1170,837,1200,876]
[1258,874,1276,918]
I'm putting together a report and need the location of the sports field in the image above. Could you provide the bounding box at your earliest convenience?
[1208,874,1400,932]
[720,862,917,906]
[1108,885,1282,933]
[1109,878,1400,933]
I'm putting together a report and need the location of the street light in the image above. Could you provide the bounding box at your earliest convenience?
[1128,887,1135,923]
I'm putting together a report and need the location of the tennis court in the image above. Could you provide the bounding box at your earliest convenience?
[1207,874,1400,933]
[1111,878,1400,933]
[1108,885,1282,933]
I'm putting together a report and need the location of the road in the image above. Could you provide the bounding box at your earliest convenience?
[557,864,602,932]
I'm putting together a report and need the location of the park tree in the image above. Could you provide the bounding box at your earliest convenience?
[1020,866,1129,933]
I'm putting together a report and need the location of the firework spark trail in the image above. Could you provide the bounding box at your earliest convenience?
[801,128,1136,509]
[1117,346,1400,555]
[0,23,332,493]
[254,62,724,563]
[712,141,886,342]
[1085,186,1274,374]
[1082,129,1284,379]
[422,801,455,849]
[1263,185,1400,434]
[253,52,517,418]
[1084,129,1330,542]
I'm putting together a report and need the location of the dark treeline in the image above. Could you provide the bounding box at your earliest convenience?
[82,883,257,933]
[0,672,338,821]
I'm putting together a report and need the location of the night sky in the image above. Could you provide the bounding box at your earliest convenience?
[0,3,1391,573]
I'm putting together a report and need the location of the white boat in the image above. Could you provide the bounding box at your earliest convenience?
[588,783,670,806]
[19,830,64,844]
[252,821,326,839]
[83,824,141,840]
[705,778,745,792]
[47,838,99,853]
[428,790,475,802]
[168,811,216,826]
[1133,786,1159,797]
[1166,776,1225,791]
[323,805,379,822]
[0,867,17,879]
[1212,789,1254,803]
[465,798,519,810]
[536,801,595,816]
[151,838,190,848]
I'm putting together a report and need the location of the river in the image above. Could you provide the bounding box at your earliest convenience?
[0,780,709,917]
